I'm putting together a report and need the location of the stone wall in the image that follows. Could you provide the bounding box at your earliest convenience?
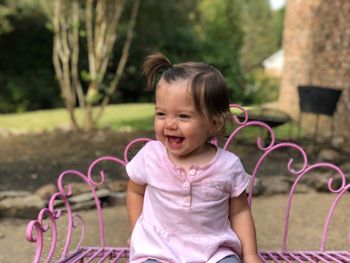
[279,0,350,148]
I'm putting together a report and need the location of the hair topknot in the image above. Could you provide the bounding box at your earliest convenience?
[143,53,172,90]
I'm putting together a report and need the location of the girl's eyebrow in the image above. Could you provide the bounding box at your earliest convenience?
[155,105,198,114]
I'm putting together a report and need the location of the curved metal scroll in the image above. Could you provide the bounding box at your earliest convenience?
[227,104,348,251]
[26,154,127,262]
[26,104,349,262]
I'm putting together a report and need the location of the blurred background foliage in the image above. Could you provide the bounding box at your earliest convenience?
[0,0,284,113]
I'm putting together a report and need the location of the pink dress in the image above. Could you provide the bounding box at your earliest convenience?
[126,141,249,263]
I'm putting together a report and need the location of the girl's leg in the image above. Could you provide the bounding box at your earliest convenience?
[217,255,241,263]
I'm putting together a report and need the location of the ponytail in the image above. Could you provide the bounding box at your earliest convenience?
[143,53,172,90]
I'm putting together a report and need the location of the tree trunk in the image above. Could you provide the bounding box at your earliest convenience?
[51,0,140,132]
[52,0,82,131]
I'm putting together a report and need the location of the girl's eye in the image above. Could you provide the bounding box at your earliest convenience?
[155,112,165,118]
[179,114,190,119]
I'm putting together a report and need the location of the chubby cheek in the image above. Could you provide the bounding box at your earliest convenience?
[154,120,164,141]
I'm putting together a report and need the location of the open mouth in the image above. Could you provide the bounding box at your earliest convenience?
[166,135,184,147]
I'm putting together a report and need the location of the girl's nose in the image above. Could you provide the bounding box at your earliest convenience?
[165,118,178,130]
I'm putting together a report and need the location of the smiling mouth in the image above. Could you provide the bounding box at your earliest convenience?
[166,135,184,147]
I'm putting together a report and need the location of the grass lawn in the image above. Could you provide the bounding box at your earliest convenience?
[0,103,155,133]
[0,102,298,140]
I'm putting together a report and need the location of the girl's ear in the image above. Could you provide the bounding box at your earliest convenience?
[209,116,224,136]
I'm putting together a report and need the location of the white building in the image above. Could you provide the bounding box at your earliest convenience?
[262,49,284,76]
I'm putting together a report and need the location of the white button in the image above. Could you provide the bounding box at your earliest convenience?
[183,181,190,188]
[189,169,196,176]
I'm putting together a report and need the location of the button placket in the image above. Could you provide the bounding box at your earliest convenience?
[182,167,198,207]
[182,180,191,207]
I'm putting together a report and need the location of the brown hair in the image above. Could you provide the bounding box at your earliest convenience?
[143,52,231,137]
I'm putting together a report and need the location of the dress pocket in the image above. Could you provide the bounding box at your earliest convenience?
[202,179,227,200]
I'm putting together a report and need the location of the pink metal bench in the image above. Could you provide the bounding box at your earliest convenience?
[26,104,350,262]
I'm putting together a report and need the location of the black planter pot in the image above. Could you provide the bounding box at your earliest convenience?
[298,85,342,116]
[297,85,342,139]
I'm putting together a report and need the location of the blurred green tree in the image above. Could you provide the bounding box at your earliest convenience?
[196,0,245,102]
[0,0,60,113]
[0,0,285,115]
[271,6,285,48]
[117,0,246,104]
[115,0,203,103]
[238,0,283,104]
[240,0,280,72]
[119,0,281,105]
[0,0,13,35]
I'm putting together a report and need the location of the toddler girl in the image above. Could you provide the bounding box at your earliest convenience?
[126,53,261,263]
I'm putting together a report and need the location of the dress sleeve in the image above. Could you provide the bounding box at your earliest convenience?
[125,142,148,185]
[229,158,250,198]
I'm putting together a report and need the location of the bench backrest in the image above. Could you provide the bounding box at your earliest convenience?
[26,104,348,262]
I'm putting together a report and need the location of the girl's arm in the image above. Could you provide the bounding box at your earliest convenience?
[230,192,262,263]
[126,180,146,231]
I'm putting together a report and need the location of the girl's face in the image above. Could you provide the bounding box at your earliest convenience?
[155,79,216,163]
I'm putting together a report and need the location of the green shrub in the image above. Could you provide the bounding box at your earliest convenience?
[244,69,280,104]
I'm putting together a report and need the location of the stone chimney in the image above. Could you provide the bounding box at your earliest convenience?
[279,0,350,149]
